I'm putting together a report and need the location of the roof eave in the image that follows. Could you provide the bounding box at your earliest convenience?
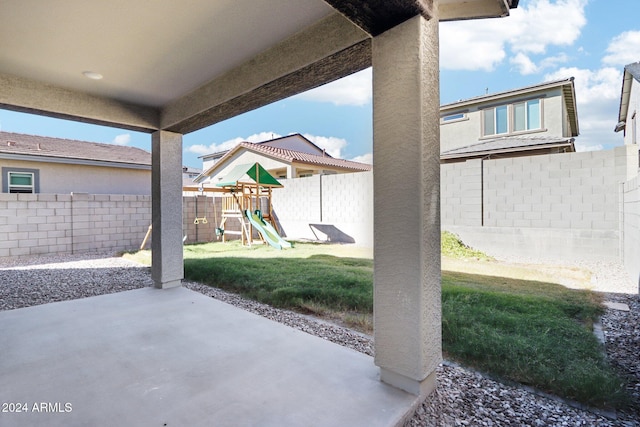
[440,140,575,160]
[0,152,152,169]
[617,69,634,126]
[441,78,575,111]
[291,160,371,172]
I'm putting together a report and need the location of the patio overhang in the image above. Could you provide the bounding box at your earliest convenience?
[0,0,518,135]
[0,0,519,423]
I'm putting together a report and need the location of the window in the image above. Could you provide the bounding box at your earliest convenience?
[8,172,34,193]
[483,98,542,137]
[514,99,541,132]
[441,113,466,123]
[2,167,39,193]
[483,105,508,136]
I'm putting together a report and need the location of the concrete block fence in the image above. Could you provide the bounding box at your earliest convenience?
[622,175,640,288]
[272,172,374,247]
[1,145,638,287]
[442,145,638,262]
[0,193,151,257]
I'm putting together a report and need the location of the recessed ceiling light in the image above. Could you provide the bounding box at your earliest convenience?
[82,71,103,80]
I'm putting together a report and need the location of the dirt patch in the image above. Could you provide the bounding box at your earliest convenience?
[442,256,594,290]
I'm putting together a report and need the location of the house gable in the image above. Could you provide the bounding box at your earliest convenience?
[616,61,640,145]
[205,148,291,185]
[259,134,328,156]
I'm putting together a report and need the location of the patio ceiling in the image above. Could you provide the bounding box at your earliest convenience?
[0,0,517,135]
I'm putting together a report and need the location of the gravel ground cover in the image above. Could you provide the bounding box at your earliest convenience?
[0,252,638,426]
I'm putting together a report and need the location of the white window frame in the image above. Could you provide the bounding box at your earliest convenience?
[2,167,40,194]
[441,112,467,124]
[513,99,542,133]
[8,171,35,193]
[481,98,544,138]
[482,105,509,137]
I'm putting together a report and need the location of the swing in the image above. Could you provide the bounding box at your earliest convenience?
[213,195,224,239]
[192,194,208,225]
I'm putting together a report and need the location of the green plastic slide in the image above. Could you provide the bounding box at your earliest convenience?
[244,210,292,249]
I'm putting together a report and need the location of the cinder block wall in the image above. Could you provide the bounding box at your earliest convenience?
[271,175,321,240]
[622,175,640,290]
[183,195,217,244]
[443,146,635,261]
[271,172,373,246]
[320,171,373,247]
[441,159,482,226]
[0,193,151,257]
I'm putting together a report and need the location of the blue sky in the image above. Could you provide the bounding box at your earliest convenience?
[1,0,639,168]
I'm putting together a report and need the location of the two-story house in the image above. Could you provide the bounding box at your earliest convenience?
[615,61,639,147]
[439,78,579,163]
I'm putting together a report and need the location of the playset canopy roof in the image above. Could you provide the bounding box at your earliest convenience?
[216,163,282,188]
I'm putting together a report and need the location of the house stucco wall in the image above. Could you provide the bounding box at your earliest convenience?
[440,87,566,153]
[1,159,150,195]
[206,150,290,183]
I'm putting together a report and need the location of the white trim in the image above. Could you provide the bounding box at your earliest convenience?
[7,171,34,193]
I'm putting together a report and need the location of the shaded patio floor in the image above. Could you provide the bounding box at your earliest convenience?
[1,287,418,427]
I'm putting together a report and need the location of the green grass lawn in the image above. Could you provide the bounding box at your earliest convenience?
[124,239,628,410]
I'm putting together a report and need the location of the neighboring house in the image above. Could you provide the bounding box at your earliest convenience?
[183,166,202,182]
[440,78,578,163]
[182,166,204,193]
[197,133,371,185]
[615,61,640,148]
[0,131,151,195]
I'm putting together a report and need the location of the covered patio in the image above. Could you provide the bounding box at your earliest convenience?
[0,0,518,425]
[1,286,415,426]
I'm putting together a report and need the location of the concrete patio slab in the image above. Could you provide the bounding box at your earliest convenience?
[0,287,418,427]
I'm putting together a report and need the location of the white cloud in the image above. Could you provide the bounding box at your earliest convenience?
[112,133,131,145]
[187,132,282,155]
[510,53,539,75]
[440,0,587,72]
[302,134,347,158]
[295,68,372,106]
[545,66,623,150]
[602,30,640,67]
[546,67,620,104]
[440,23,507,71]
[350,153,373,165]
[186,132,350,159]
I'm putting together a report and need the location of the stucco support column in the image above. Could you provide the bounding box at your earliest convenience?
[151,130,184,289]
[372,12,441,396]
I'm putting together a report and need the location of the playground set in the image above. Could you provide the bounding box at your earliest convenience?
[208,162,291,250]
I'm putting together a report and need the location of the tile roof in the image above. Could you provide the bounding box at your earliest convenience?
[201,141,371,178]
[0,131,151,166]
[235,142,370,170]
[441,135,575,159]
